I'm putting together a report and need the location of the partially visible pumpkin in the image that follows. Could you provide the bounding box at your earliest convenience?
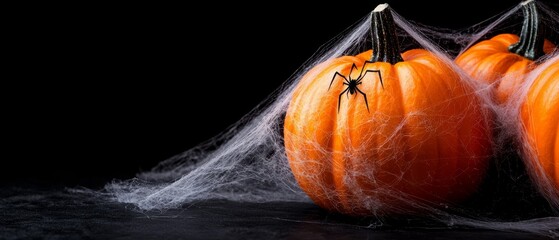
[455,0,556,104]
[519,57,559,194]
[283,4,493,216]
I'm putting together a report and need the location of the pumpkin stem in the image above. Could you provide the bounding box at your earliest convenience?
[370,3,404,64]
[508,0,545,60]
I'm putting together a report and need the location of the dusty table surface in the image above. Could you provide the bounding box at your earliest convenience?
[0,186,552,240]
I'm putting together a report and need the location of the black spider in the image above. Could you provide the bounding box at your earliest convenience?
[328,61,383,112]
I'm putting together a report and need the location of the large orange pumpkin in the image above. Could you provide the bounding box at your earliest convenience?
[519,57,559,194]
[455,1,556,104]
[283,4,493,216]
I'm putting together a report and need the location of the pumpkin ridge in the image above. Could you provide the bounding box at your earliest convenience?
[477,53,523,84]
[413,61,458,200]
[329,58,367,213]
[393,62,432,200]
[419,64,450,200]
[378,63,407,207]
[337,59,395,213]
[326,60,357,211]
[493,33,520,48]
[331,62,351,212]
[286,58,359,211]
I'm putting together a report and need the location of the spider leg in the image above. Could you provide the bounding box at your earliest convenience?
[357,60,375,79]
[338,88,349,113]
[355,87,370,113]
[363,60,375,67]
[350,63,359,78]
[359,69,384,89]
[329,72,349,91]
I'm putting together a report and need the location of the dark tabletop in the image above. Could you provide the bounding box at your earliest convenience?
[1,186,554,240]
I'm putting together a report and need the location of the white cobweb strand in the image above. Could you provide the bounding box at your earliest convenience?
[104,4,559,237]
[106,91,308,209]
[105,13,374,211]
[456,4,522,56]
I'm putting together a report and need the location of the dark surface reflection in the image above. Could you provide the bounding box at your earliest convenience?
[0,186,550,240]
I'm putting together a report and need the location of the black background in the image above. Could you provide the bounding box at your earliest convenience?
[4,0,558,189]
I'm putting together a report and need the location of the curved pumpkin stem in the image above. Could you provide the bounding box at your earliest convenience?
[370,3,403,64]
[508,0,545,60]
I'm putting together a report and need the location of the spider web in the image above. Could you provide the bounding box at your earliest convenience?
[101,1,559,238]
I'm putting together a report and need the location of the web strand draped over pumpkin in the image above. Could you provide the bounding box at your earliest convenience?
[101,1,559,238]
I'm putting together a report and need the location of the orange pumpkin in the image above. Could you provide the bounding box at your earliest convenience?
[519,57,559,193]
[455,1,556,104]
[283,4,493,215]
